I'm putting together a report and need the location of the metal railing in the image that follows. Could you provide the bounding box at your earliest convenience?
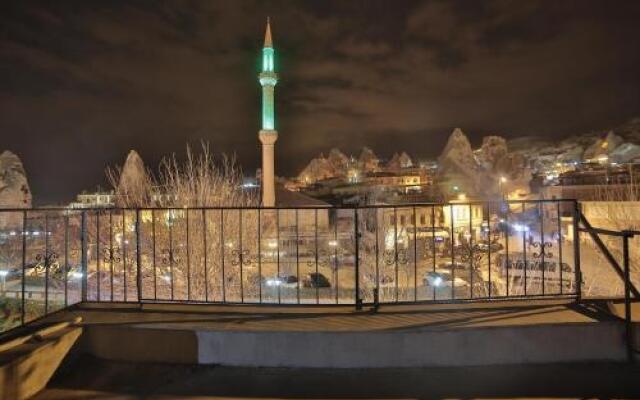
[0,199,584,333]
[576,206,639,361]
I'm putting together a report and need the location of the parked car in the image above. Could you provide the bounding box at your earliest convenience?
[265,274,299,288]
[423,270,468,288]
[476,241,504,252]
[302,272,331,288]
[0,266,20,280]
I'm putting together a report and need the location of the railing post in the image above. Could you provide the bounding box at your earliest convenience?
[354,208,362,310]
[136,209,142,304]
[572,201,582,299]
[21,210,27,325]
[80,210,88,302]
[622,231,634,363]
[64,215,69,308]
[44,214,49,314]
[373,287,379,311]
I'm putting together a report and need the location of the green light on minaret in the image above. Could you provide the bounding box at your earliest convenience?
[259,18,277,131]
[263,47,274,72]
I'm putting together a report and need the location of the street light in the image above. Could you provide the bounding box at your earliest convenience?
[0,270,8,292]
[499,176,507,200]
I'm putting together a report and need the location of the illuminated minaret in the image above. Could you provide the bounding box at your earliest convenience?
[258,18,278,207]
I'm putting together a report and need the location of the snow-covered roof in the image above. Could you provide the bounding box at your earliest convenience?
[275,185,330,207]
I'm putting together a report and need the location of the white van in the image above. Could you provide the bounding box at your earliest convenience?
[496,252,574,289]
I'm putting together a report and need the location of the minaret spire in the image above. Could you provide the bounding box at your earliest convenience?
[264,17,273,48]
[258,18,278,207]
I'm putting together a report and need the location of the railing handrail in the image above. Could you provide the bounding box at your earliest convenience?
[0,198,580,212]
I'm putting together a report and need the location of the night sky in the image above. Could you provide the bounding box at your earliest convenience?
[2,0,640,204]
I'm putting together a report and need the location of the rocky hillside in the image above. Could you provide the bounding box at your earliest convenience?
[508,117,640,166]
[0,150,31,208]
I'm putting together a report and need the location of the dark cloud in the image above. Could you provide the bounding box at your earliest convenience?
[1,0,639,204]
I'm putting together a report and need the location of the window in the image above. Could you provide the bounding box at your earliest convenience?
[400,215,406,226]
[420,214,426,225]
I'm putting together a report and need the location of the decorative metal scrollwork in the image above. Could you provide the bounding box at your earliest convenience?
[32,251,59,276]
[102,247,122,263]
[386,250,396,266]
[532,241,553,259]
[161,247,180,266]
[35,251,58,265]
[231,249,253,266]
[383,249,409,266]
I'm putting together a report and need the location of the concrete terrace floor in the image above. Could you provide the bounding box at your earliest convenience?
[37,298,638,333]
[26,299,640,399]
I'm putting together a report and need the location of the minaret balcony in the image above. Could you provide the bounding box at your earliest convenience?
[259,72,278,86]
[259,130,278,144]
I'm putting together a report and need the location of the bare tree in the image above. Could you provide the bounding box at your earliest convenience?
[99,143,260,302]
